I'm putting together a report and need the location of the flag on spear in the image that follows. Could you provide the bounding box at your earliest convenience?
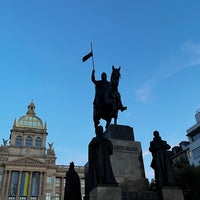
[82,51,93,62]
[82,43,95,70]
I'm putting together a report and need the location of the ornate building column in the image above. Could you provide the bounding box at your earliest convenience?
[42,172,47,197]
[2,170,7,196]
[61,177,65,200]
[28,171,33,197]
[39,172,43,197]
[16,171,22,198]
[5,170,11,196]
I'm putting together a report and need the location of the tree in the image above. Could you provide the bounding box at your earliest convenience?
[174,162,200,200]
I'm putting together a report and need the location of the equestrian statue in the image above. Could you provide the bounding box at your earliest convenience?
[91,65,127,130]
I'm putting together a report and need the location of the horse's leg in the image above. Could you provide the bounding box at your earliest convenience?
[93,110,100,129]
[106,118,111,129]
[114,110,118,125]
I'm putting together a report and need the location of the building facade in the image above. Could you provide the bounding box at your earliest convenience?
[186,109,200,166]
[0,102,85,200]
[172,109,200,167]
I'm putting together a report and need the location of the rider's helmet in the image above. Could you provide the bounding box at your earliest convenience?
[101,72,107,81]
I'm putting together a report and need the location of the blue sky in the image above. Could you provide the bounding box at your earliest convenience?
[1,1,200,180]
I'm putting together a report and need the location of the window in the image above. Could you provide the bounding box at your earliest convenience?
[25,136,32,147]
[81,179,85,188]
[192,132,200,141]
[0,174,2,190]
[47,176,52,184]
[55,178,61,187]
[55,193,60,200]
[35,137,42,148]
[9,171,19,196]
[193,146,200,159]
[16,136,22,147]
[31,172,40,196]
[64,178,66,187]
[0,174,2,183]
[46,193,51,200]
[188,150,192,158]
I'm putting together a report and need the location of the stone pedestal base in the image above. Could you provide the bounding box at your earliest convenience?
[89,185,121,200]
[162,187,184,200]
[105,125,149,192]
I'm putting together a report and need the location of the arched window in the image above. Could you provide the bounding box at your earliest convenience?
[25,136,32,147]
[35,137,42,148]
[15,136,22,147]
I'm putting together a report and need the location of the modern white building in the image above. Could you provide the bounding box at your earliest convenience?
[172,109,200,167]
[186,109,200,166]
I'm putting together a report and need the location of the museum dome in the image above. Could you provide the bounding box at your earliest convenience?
[16,102,44,129]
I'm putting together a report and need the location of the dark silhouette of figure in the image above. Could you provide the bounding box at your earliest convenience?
[88,126,117,193]
[91,66,127,129]
[92,70,111,109]
[64,162,81,200]
[149,131,175,189]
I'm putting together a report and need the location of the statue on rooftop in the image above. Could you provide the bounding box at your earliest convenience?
[47,143,55,156]
[3,138,8,146]
[27,102,36,116]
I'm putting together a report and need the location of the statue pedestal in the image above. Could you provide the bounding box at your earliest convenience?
[90,185,121,200]
[161,187,184,200]
[85,124,149,199]
[105,124,149,193]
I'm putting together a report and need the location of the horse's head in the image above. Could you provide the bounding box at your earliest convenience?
[112,65,121,79]
[111,65,121,88]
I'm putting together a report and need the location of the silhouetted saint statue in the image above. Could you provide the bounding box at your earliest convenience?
[149,131,175,189]
[92,70,111,108]
[64,162,81,200]
[91,66,127,129]
[88,125,117,192]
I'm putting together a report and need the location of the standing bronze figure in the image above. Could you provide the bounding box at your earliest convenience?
[88,126,117,192]
[64,162,82,200]
[149,131,175,189]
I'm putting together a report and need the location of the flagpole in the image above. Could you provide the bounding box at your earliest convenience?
[90,42,95,70]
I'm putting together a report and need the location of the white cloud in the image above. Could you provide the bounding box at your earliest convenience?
[142,149,151,157]
[135,41,200,103]
[135,84,153,103]
[145,168,154,181]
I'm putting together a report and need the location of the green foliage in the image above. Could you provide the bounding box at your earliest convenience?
[174,164,200,200]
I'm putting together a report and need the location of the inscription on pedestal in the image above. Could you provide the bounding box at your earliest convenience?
[113,145,139,153]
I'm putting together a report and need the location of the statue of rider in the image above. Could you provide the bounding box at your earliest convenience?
[91,69,127,112]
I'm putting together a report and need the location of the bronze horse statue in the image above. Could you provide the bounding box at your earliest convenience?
[92,66,126,129]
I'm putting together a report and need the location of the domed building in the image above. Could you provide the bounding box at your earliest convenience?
[0,102,85,200]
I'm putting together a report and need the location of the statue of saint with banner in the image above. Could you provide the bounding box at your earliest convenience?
[91,66,127,129]
[82,44,127,130]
